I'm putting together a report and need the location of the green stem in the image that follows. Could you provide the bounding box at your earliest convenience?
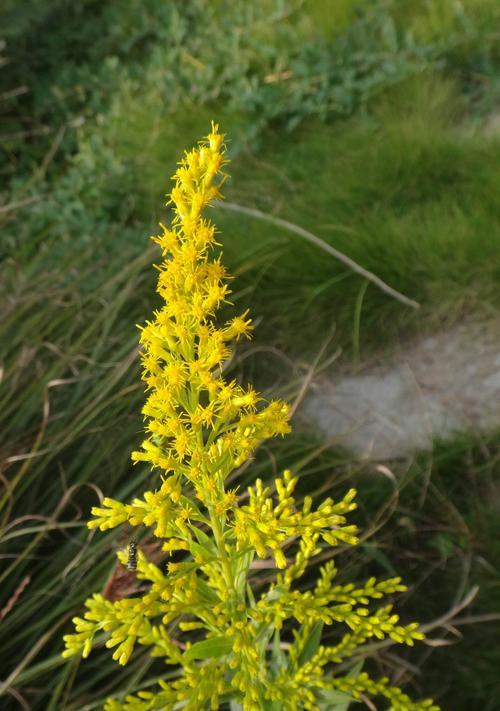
[352,279,369,363]
[209,506,235,594]
[188,366,235,595]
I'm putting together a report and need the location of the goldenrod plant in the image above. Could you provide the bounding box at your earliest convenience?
[63,125,439,711]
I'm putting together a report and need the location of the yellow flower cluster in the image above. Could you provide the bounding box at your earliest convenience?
[62,124,439,711]
[234,470,358,569]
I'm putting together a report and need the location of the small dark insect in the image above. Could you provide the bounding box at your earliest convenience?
[127,539,138,571]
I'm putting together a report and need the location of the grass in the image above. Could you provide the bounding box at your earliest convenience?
[218,72,500,356]
[54,70,500,360]
[0,239,162,708]
[353,432,500,710]
[1,0,500,708]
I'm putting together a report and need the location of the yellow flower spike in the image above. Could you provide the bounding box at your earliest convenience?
[61,124,439,711]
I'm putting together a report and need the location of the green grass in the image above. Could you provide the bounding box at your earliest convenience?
[352,432,500,710]
[47,70,500,359]
[217,72,500,355]
[2,0,500,708]
[0,233,185,707]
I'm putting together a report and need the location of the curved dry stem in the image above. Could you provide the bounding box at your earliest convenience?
[214,200,420,310]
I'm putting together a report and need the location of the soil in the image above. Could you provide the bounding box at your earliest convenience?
[300,320,500,459]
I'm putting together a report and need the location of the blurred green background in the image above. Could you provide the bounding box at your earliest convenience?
[1,1,500,709]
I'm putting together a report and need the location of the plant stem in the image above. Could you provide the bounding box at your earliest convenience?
[209,506,235,595]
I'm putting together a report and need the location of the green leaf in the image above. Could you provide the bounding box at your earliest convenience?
[347,661,364,677]
[317,689,354,711]
[270,629,286,674]
[233,549,254,595]
[189,539,216,563]
[195,577,220,604]
[192,526,217,553]
[266,584,288,602]
[246,583,256,607]
[184,635,233,661]
[298,621,323,666]
[260,700,282,711]
[318,662,363,710]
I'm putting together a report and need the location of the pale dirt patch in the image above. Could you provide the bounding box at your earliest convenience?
[483,109,500,137]
[300,320,500,459]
